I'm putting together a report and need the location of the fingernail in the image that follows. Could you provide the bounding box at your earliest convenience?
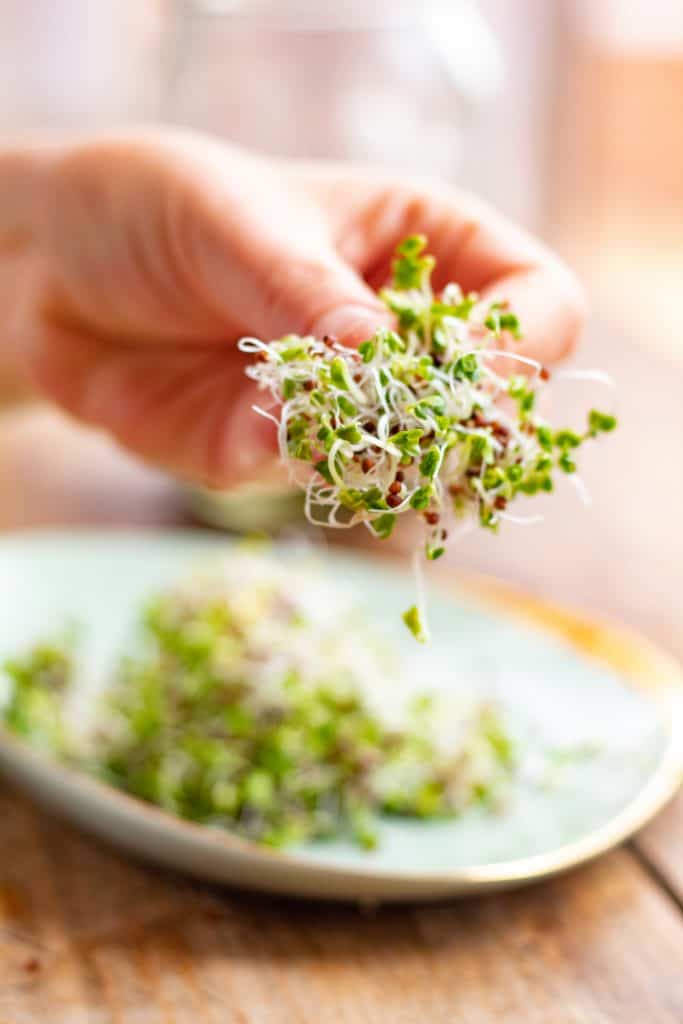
[311,304,393,347]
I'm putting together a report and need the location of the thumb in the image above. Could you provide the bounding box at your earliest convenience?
[224,252,392,487]
[254,249,393,347]
[174,138,392,346]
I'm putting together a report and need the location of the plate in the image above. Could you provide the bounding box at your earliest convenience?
[0,529,681,902]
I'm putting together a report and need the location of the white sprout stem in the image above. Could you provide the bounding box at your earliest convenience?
[327,439,346,489]
[553,368,616,390]
[252,405,281,429]
[568,473,592,507]
[497,511,545,526]
[304,483,336,529]
[479,366,509,393]
[372,368,391,415]
[238,337,271,355]
[305,483,361,530]
[552,368,618,418]
[432,446,446,480]
[482,349,543,375]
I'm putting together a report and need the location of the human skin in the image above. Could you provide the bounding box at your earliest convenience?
[0,129,585,488]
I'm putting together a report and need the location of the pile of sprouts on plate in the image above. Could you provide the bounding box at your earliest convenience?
[239,236,616,641]
[1,551,516,851]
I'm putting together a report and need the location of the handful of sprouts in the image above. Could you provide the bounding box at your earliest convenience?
[239,236,616,640]
[1,553,515,850]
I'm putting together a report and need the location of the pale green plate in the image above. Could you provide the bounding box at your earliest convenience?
[0,530,681,902]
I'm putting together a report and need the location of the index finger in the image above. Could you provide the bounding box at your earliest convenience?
[297,165,587,366]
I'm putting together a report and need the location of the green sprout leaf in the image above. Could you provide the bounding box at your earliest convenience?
[402,604,427,642]
[426,545,445,561]
[410,485,433,511]
[485,304,522,340]
[279,342,307,362]
[330,356,352,390]
[588,409,617,435]
[372,513,396,539]
[391,235,435,291]
[337,424,363,444]
[453,353,480,381]
[392,429,424,459]
[554,429,582,449]
[537,425,554,451]
[358,339,375,363]
[315,459,334,484]
[419,446,441,480]
[559,451,576,473]
[338,395,357,417]
[483,466,505,490]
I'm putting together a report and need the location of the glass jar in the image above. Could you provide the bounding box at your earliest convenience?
[164,0,502,177]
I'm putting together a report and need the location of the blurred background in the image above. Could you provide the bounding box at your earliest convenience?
[0,0,682,652]
[3,0,682,350]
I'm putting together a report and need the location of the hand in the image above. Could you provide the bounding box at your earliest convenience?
[5,129,585,488]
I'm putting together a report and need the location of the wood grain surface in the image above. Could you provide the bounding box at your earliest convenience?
[3,784,683,1024]
[1,323,682,1022]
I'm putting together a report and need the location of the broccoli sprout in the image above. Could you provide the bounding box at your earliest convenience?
[1,555,516,850]
[239,236,616,640]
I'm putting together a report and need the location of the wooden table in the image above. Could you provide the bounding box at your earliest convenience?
[2,324,683,1022]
